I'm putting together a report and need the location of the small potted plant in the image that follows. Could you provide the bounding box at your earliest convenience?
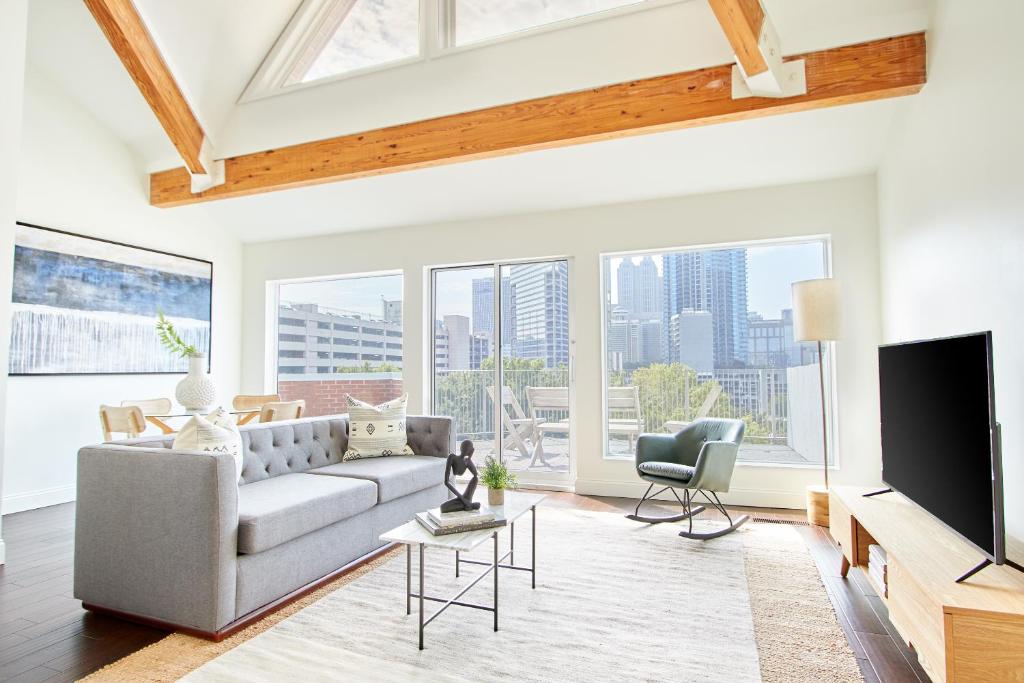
[480,456,517,506]
[157,311,216,411]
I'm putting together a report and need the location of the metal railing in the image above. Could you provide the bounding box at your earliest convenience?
[432,364,795,447]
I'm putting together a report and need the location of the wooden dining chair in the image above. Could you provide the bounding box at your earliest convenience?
[233,394,282,425]
[259,400,305,423]
[121,398,172,415]
[99,405,146,441]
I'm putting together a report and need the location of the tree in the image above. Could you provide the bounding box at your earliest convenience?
[612,362,775,441]
[333,361,401,373]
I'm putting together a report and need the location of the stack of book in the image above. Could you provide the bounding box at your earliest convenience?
[868,544,888,598]
[415,507,507,536]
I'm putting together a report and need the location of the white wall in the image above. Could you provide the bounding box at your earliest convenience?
[0,67,244,513]
[878,0,1024,539]
[0,0,29,561]
[242,175,883,508]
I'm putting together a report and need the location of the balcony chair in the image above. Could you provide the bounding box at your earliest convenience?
[626,417,749,540]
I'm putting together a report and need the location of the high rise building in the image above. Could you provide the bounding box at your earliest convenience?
[616,259,635,315]
[382,298,402,325]
[607,307,661,368]
[748,309,807,367]
[616,256,660,318]
[471,275,515,351]
[509,261,569,368]
[442,314,470,370]
[469,334,491,370]
[471,277,492,337]
[433,320,449,372]
[662,248,748,368]
[668,309,714,374]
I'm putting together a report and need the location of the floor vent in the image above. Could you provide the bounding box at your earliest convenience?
[750,517,809,526]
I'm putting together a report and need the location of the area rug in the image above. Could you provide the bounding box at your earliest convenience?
[83,509,861,682]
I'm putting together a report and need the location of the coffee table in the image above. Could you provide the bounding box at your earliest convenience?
[380,491,546,650]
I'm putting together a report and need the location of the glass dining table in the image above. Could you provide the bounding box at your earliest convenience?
[144,409,260,434]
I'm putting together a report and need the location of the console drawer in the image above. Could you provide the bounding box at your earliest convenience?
[948,611,1024,681]
[828,491,855,567]
[889,557,947,683]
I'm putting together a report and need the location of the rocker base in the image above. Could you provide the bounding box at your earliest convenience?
[625,505,706,524]
[678,514,751,540]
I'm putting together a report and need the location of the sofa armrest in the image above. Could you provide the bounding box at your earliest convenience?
[406,416,454,457]
[74,444,239,633]
[689,441,741,493]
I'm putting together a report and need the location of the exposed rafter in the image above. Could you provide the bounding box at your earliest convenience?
[708,0,804,98]
[149,33,926,208]
[83,0,224,190]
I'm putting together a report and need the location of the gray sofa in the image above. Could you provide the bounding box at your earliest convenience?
[74,414,452,639]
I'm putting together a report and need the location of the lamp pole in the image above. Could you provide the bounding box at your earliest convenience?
[817,339,829,490]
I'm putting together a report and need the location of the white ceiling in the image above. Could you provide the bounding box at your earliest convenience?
[179,97,907,242]
[23,0,925,242]
[26,0,300,171]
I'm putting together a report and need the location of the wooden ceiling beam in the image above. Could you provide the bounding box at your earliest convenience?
[707,0,769,78]
[84,0,212,178]
[149,33,926,208]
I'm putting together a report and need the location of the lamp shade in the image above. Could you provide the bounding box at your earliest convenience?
[792,278,840,342]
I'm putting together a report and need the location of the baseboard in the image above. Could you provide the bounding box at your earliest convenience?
[573,478,806,510]
[2,484,76,514]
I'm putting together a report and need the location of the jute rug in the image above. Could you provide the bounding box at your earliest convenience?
[83,509,861,682]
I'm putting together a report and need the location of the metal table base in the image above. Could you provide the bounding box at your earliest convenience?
[404,505,537,650]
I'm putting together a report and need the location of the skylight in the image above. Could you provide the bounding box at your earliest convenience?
[453,0,647,46]
[288,0,419,85]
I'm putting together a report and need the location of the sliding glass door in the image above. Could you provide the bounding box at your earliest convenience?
[431,260,571,486]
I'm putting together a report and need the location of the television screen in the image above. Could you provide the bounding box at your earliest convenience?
[878,332,1001,560]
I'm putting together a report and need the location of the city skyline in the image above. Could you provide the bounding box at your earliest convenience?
[609,240,826,320]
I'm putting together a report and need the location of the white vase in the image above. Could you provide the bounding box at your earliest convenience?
[176,354,216,411]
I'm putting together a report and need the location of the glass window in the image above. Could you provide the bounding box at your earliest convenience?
[289,0,419,85]
[275,273,403,417]
[453,0,645,46]
[602,240,831,466]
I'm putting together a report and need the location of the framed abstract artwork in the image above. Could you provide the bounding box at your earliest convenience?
[8,222,213,375]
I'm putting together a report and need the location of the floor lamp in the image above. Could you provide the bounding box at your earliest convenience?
[792,278,840,527]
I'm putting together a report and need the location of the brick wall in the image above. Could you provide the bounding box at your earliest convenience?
[279,377,405,417]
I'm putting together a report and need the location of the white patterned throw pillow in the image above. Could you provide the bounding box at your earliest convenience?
[344,394,414,461]
[173,408,244,483]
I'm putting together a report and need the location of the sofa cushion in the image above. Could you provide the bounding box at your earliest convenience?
[309,455,446,504]
[237,473,377,554]
[638,461,696,483]
[343,394,414,461]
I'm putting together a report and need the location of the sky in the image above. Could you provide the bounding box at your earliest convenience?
[279,274,402,319]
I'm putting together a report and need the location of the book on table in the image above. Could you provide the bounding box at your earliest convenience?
[415,511,506,536]
[427,507,495,528]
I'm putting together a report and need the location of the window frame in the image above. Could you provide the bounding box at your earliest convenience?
[599,235,838,471]
[241,0,684,102]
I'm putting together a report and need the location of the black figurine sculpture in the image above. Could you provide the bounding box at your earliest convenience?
[440,439,481,513]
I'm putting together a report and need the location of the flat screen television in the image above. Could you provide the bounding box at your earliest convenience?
[877,331,1016,580]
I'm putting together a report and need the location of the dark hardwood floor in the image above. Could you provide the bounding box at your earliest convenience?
[1,494,928,681]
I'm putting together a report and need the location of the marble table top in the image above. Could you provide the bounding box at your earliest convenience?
[380,491,546,552]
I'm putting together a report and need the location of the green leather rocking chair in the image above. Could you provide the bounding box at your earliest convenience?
[626,417,749,539]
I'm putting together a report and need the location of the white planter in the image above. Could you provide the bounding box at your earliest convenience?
[176,354,216,411]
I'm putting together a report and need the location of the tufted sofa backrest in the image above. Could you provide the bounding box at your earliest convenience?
[116,414,454,486]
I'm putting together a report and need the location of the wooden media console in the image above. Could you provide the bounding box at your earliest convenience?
[830,486,1024,682]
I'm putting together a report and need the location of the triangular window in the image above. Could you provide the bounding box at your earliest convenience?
[285,0,420,86]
